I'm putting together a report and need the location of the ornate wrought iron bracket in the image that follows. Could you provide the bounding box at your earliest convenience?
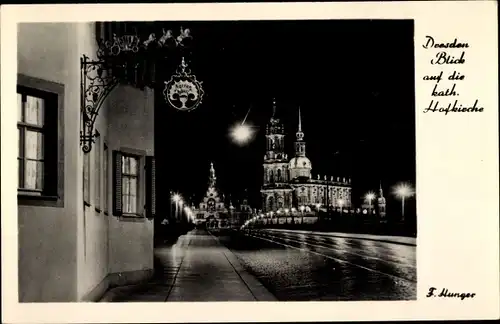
[80,26,200,153]
[80,55,119,153]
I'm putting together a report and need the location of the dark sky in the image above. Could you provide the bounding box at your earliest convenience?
[154,19,415,217]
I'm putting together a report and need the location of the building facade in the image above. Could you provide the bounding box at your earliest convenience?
[16,22,155,302]
[192,163,230,228]
[191,163,256,229]
[261,100,353,213]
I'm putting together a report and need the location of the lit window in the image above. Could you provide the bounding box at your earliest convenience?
[17,75,65,207]
[122,154,139,214]
[17,93,45,192]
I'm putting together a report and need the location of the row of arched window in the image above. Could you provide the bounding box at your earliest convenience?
[265,168,287,183]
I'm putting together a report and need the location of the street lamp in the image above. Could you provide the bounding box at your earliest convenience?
[230,106,257,146]
[299,205,305,224]
[394,182,414,222]
[230,123,254,145]
[184,206,192,222]
[365,192,376,215]
[337,199,344,214]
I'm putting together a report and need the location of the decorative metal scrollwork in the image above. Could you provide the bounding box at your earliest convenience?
[80,26,199,153]
[80,55,120,153]
[163,57,205,112]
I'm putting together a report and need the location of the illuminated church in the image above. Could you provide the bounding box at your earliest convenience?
[260,100,353,213]
[191,162,254,228]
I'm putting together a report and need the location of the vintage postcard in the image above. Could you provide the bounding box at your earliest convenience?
[1,1,498,323]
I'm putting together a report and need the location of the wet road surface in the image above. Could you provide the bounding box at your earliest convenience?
[215,229,416,301]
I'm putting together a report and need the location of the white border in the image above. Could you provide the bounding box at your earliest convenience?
[2,1,499,323]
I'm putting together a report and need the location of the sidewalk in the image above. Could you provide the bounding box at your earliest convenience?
[99,229,276,302]
[263,228,417,246]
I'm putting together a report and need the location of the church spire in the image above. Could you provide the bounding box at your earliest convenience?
[296,106,304,141]
[379,180,384,197]
[209,162,216,188]
[294,106,306,157]
[298,106,302,132]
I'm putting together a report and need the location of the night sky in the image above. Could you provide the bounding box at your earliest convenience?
[155,19,415,218]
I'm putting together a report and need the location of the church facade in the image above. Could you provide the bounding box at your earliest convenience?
[260,100,353,213]
[191,162,255,228]
[191,162,229,228]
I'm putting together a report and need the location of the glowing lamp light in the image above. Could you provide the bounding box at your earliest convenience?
[365,192,376,201]
[337,199,344,207]
[230,123,253,145]
[299,205,305,212]
[315,203,321,209]
[394,183,414,198]
[393,182,414,221]
[172,193,181,202]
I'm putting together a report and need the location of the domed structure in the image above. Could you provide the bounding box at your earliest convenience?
[289,107,312,180]
[260,102,352,213]
[289,156,312,178]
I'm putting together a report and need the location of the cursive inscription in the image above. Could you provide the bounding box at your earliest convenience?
[426,287,476,300]
[421,35,483,115]
[423,36,469,49]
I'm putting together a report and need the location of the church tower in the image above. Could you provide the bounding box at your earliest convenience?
[377,181,387,218]
[289,107,312,180]
[261,99,293,212]
[209,162,216,188]
[295,107,306,157]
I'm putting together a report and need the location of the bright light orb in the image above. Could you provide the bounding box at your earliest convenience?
[172,193,181,202]
[231,124,252,145]
[365,192,376,201]
[394,183,414,198]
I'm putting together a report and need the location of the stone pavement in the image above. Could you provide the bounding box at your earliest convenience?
[99,229,276,302]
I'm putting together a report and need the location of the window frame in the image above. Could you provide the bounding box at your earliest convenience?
[112,148,147,219]
[121,152,141,216]
[94,131,101,213]
[17,74,64,208]
[83,150,91,207]
[103,142,109,215]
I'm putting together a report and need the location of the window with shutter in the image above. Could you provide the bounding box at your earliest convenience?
[94,131,101,212]
[103,143,108,214]
[112,151,123,216]
[83,151,91,206]
[145,156,156,219]
[113,150,144,217]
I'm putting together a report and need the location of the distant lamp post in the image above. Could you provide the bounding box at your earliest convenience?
[337,199,344,214]
[394,182,414,222]
[184,206,193,222]
[365,192,376,215]
[299,205,305,224]
[172,193,182,220]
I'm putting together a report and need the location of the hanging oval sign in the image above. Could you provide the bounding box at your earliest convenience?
[163,58,204,112]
